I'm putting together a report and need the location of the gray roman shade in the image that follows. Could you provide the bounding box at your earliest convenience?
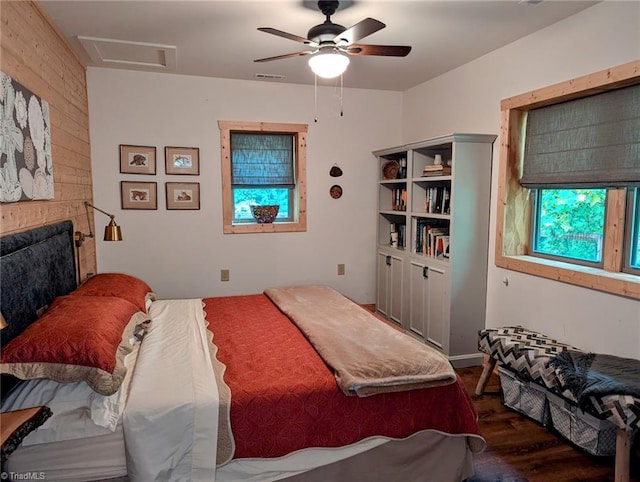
[521,83,640,188]
[231,133,295,187]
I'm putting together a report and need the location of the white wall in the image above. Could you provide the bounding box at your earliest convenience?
[89,1,639,358]
[402,1,640,358]
[87,70,402,303]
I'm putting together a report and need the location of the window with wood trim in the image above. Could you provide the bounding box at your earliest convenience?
[218,121,307,234]
[495,61,640,299]
[623,188,640,276]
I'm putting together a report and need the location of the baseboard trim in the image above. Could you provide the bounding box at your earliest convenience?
[449,353,484,368]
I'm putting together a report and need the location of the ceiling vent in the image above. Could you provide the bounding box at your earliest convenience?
[78,36,177,71]
[255,73,285,80]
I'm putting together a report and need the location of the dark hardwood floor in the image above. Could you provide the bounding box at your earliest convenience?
[457,366,640,482]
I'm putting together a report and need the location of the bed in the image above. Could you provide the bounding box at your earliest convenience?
[0,221,485,481]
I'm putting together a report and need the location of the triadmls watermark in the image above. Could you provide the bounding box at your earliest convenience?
[1,472,46,480]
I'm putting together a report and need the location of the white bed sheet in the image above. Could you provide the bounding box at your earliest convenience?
[123,299,219,482]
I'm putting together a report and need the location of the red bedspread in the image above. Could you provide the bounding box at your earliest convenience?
[204,294,483,460]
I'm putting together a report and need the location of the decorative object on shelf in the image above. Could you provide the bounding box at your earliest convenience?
[382,160,400,180]
[422,164,452,177]
[121,181,158,210]
[120,145,156,175]
[330,184,343,199]
[0,71,53,203]
[330,164,343,177]
[165,146,200,175]
[434,154,443,165]
[166,182,200,210]
[251,205,279,223]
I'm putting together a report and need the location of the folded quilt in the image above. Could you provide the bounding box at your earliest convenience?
[552,350,640,408]
[264,285,456,397]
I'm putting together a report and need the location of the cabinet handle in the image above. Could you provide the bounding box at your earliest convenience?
[423,266,429,278]
[386,255,392,266]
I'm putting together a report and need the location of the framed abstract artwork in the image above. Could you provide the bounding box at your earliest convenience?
[0,71,53,202]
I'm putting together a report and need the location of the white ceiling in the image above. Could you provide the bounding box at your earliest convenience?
[40,0,599,92]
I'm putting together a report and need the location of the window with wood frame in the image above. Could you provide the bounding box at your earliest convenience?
[495,61,640,299]
[218,121,307,234]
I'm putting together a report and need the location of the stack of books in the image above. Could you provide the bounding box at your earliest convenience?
[415,219,450,258]
[422,164,452,177]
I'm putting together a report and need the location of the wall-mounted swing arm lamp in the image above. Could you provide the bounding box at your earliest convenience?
[74,201,123,248]
[74,201,122,285]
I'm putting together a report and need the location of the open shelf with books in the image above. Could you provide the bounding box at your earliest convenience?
[412,180,451,216]
[413,217,450,259]
[373,133,496,367]
[378,213,407,249]
[379,183,407,212]
[411,144,453,179]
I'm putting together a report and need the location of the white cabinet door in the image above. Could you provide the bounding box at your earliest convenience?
[425,265,447,350]
[408,261,427,337]
[388,254,404,325]
[376,251,404,326]
[376,251,390,318]
[407,260,448,351]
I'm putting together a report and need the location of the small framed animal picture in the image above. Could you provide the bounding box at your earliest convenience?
[166,182,200,210]
[165,146,199,175]
[120,144,156,175]
[121,181,158,210]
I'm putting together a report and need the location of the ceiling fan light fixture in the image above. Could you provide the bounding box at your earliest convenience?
[308,50,350,79]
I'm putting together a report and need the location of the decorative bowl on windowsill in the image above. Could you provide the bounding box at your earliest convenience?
[251,205,279,224]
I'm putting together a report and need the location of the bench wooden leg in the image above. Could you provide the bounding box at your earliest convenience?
[614,428,631,482]
[475,356,497,396]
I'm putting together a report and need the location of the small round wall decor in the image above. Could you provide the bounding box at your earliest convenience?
[330,164,343,177]
[330,184,343,199]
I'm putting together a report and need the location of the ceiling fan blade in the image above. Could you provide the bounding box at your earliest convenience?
[257,27,316,46]
[336,18,385,45]
[254,51,314,63]
[346,44,412,57]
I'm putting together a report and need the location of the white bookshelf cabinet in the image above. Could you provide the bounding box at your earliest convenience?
[373,133,496,367]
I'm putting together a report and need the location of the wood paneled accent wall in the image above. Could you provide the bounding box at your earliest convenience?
[1,1,96,278]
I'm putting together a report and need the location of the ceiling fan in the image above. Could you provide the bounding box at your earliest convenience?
[255,0,412,79]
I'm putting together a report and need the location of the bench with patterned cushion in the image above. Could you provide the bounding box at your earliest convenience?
[477,326,576,392]
[476,326,640,432]
[475,326,639,482]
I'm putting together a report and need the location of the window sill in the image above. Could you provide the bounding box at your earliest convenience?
[496,254,640,300]
[223,221,306,234]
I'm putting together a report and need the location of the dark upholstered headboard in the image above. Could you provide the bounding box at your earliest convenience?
[0,220,77,348]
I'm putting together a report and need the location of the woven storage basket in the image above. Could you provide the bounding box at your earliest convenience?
[547,391,618,457]
[499,367,551,427]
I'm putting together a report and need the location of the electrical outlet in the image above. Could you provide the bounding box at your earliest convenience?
[221,269,230,282]
[337,264,345,276]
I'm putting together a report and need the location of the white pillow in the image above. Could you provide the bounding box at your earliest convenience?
[1,342,139,446]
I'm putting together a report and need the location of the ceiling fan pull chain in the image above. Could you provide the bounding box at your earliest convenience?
[340,73,344,117]
[314,74,318,123]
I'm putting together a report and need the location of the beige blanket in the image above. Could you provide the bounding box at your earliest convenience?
[264,285,457,397]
